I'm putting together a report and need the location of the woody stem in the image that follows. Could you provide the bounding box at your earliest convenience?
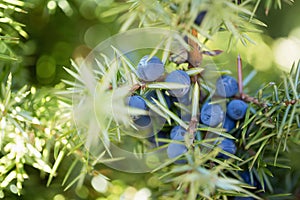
[237,54,244,99]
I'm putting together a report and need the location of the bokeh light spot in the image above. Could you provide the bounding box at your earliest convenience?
[80,1,97,20]
[9,184,18,194]
[133,188,151,200]
[36,55,56,79]
[53,194,65,200]
[273,36,300,72]
[47,1,57,11]
[75,186,89,199]
[91,174,109,193]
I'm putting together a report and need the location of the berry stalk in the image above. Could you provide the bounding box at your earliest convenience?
[188,28,202,68]
[237,54,244,98]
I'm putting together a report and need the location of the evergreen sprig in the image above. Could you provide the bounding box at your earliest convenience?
[0,0,298,199]
[47,0,299,199]
[0,74,52,196]
[103,0,269,47]
[0,0,29,62]
[60,42,299,199]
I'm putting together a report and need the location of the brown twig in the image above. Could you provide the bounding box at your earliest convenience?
[284,99,298,106]
[236,55,268,108]
[129,82,147,93]
[186,28,202,140]
[237,54,244,98]
[239,93,268,108]
[188,28,203,69]
[236,54,299,135]
[187,116,198,143]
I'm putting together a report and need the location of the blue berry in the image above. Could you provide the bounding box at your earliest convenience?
[145,90,157,103]
[194,11,207,25]
[222,115,236,132]
[216,75,238,97]
[149,131,168,147]
[170,126,186,139]
[167,143,187,163]
[165,70,191,97]
[167,134,187,162]
[200,103,224,127]
[128,95,147,111]
[137,55,164,81]
[217,138,237,159]
[145,90,172,108]
[170,88,191,106]
[184,35,188,43]
[180,112,192,122]
[227,99,248,120]
[134,116,151,127]
[177,88,191,105]
[128,95,151,127]
[240,171,259,188]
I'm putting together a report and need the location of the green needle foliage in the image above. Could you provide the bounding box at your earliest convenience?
[0,75,52,195]
[104,0,267,47]
[0,0,29,62]
[60,46,299,200]
[0,0,299,199]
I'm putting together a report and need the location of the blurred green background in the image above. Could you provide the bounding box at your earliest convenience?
[2,0,300,199]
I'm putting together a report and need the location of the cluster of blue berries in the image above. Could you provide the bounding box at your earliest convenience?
[127,55,193,164]
[127,53,249,160]
[127,51,258,198]
[123,8,267,199]
[127,55,191,130]
[201,75,248,159]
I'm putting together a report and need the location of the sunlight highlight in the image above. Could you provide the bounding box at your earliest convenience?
[273,26,300,72]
